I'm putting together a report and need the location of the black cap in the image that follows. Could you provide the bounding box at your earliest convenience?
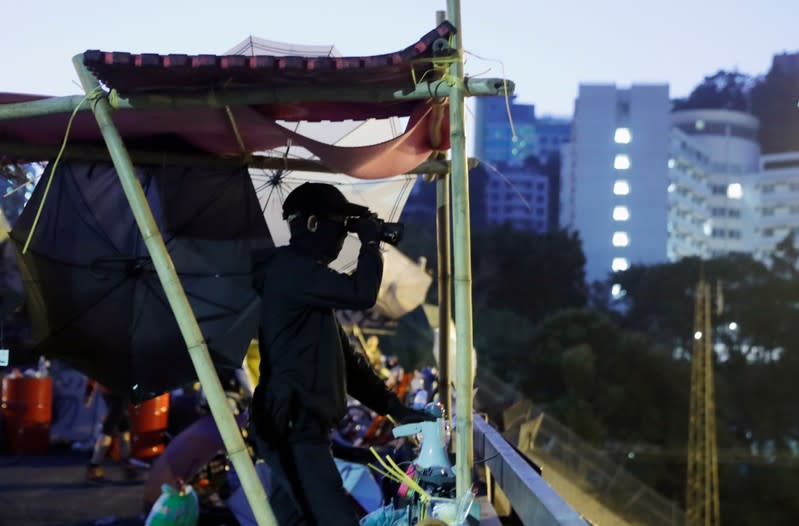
[282,182,369,220]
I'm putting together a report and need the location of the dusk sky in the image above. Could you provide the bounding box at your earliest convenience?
[1,0,795,119]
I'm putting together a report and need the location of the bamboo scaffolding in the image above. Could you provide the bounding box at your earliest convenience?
[433,8,453,433]
[446,0,477,501]
[72,56,278,526]
[0,77,512,120]
[0,17,513,520]
[0,141,480,175]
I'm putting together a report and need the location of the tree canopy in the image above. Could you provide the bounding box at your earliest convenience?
[672,70,756,112]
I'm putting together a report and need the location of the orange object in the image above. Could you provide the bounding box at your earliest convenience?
[1,375,53,454]
[129,393,170,459]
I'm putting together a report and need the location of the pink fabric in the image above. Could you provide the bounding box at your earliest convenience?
[0,93,449,179]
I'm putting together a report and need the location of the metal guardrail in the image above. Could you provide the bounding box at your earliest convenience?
[516,414,686,526]
[473,414,587,526]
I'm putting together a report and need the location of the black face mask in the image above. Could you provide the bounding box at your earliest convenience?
[289,216,347,264]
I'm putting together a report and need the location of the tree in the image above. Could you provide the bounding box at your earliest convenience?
[672,70,756,112]
[517,308,688,445]
[471,226,587,324]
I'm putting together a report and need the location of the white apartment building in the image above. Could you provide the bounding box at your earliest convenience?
[561,84,671,283]
[667,127,713,260]
[669,109,760,259]
[751,152,799,261]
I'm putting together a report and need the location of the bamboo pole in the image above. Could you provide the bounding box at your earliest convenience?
[72,55,278,526]
[446,0,476,500]
[0,141,478,175]
[434,9,453,427]
[0,77,513,120]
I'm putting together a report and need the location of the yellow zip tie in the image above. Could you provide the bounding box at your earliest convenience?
[367,462,404,484]
[386,454,428,498]
[22,88,101,254]
[371,448,431,502]
[386,414,398,426]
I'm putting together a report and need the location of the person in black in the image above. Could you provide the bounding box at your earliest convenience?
[250,183,433,526]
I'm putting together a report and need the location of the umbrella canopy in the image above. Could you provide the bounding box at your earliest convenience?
[250,159,415,274]
[237,32,419,277]
[144,413,249,509]
[334,458,383,514]
[10,160,270,401]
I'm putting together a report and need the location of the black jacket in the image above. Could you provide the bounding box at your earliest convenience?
[253,242,394,428]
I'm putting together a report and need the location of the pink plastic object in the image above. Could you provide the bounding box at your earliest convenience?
[396,464,416,497]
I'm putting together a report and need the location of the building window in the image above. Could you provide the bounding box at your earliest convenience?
[612,206,630,221]
[617,101,630,119]
[763,228,774,237]
[612,232,629,247]
[611,257,629,272]
[762,184,775,194]
[614,154,631,170]
[614,128,632,144]
[727,183,743,199]
[613,180,630,195]
[763,207,774,216]
[728,230,741,239]
[711,184,727,195]
[611,283,626,299]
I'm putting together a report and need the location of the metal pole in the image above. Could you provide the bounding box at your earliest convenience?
[434,8,453,433]
[445,0,475,499]
[72,55,277,526]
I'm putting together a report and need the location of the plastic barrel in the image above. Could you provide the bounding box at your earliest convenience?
[129,393,170,459]
[1,375,53,454]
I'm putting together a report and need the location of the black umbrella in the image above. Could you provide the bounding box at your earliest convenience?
[10,159,270,402]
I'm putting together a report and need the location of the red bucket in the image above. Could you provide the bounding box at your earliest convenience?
[1,375,53,454]
[128,392,170,459]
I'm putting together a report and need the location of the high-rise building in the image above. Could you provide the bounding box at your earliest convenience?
[669,109,760,259]
[561,84,671,283]
[535,116,572,163]
[483,161,551,232]
[473,96,536,163]
[472,96,570,232]
[667,127,713,261]
[752,51,799,155]
[750,151,799,261]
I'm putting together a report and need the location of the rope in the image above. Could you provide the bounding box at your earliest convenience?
[464,49,516,141]
[22,87,103,254]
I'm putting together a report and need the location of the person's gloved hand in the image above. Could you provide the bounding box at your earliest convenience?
[352,214,382,245]
[251,387,293,444]
[387,397,437,425]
